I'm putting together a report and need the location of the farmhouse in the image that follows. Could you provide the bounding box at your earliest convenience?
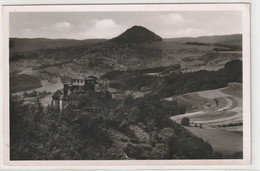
[69,76,98,92]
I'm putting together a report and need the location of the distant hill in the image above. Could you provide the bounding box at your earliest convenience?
[111,25,162,43]
[9,26,242,74]
[10,32,241,53]
[9,38,106,53]
[164,34,242,47]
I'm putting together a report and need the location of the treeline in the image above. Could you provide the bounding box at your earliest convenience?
[9,51,40,62]
[101,64,181,80]
[23,90,51,98]
[158,59,242,98]
[185,42,209,46]
[185,41,242,51]
[108,75,163,91]
[104,60,242,98]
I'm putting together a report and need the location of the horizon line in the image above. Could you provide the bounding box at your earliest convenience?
[9,33,242,41]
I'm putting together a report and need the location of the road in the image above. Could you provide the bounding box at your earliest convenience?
[169,86,243,154]
[170,87,242,130]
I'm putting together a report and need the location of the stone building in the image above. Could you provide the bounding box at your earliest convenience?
[51,76,99,112]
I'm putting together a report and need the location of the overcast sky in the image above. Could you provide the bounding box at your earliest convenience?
[10,11,242,39]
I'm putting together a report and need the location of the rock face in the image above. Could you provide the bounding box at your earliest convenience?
[111,25,162,43]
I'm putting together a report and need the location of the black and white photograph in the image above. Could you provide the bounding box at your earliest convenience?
[2,4,250,166]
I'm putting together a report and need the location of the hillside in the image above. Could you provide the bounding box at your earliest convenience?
[9,38,106,53]
[102,59,242,98]
[164,34,242,48]
[10,92,216,160]
[9,26,242,94]
[111,25,162,43]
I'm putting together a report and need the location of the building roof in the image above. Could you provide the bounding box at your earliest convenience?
[59,94,64,100]
[52,90,63,100]
[87,76,98,79]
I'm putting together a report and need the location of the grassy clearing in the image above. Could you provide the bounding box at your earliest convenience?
[221,86,242,98]
[175,93,226,112]
[198,89,228,99]
[182,93,215,110]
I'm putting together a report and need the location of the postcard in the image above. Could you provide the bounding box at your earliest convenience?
[1,3,250,168]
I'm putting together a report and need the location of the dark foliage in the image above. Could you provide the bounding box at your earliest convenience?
[103,60,242,99]
[114,94,217,159]
[219,122,243,127]
[23,90,37,98]
[10,51,39,62]
[101,64,181,80]
[10,97,120,160]
[185,42,209,46]
[10,73,42,93]
[181,117,190,126]
[10,91,218,160]
[9,53,24,62]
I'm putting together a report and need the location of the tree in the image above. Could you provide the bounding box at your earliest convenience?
[181,117,190,126]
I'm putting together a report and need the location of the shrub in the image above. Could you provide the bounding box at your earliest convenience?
[23,90,37,98]
[181,117,190,126]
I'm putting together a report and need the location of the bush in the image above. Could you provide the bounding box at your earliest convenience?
[23,90,37,98]
[181,117,190,126]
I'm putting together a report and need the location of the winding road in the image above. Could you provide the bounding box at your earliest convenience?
[169,86,243,154]
[170,87,242,129]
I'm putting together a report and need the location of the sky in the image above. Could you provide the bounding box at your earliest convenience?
[10,11,242,39]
